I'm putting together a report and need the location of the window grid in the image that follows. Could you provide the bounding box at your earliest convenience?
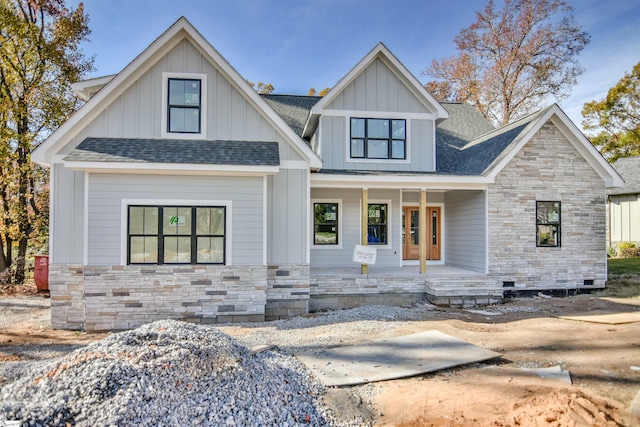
[536,201,561,247]
[167,78,201,134]
[350,118,406,160]
[128,205,225,265]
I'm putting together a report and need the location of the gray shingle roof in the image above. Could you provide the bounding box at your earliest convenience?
[64,137,280,166]
[607,156,640,195]
[262,94,321,137]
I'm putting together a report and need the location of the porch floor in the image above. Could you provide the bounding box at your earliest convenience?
[310,265,484,278]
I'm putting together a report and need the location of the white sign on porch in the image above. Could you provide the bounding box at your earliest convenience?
[353,245,377,265]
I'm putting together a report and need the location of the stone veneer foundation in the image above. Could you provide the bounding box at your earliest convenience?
[487,122,607,291]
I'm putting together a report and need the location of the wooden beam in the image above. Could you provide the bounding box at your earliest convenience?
[419,189,427,274]
[361,188,368,275]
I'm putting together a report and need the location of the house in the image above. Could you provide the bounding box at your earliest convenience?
[32,18,623,331]
[607,156,640,251]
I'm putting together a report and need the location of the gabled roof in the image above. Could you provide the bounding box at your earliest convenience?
[65,138,279,166]
[608,156,640,195]
[442,104,624,187]
[262,94,320,138]
[302,43,449,138]
[32,17,322,168]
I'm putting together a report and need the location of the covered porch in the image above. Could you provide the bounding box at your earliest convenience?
[309,265,503,310]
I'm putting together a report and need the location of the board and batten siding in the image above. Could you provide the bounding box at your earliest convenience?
[267,169,308,264]
[87,174,264,266]
[310,188,401,268]
[51,165,85,264]
[444,190,487,273]
[608,194,640,242]
[327,58,430,113]
[59,38,303,162]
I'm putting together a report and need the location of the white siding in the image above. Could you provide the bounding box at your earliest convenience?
[51,165,85,263]
[327,59,429,113]
[609,194,640,242]
[310,188,401,267]
[445,190,486,273]
[59,39,303,161]
[267,169,308,264]
[87,174,263,266]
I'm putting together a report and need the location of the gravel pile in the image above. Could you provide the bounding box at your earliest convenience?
[0,320,368,427]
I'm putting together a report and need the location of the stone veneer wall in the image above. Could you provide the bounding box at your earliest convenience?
[265,264,310,321]
[308,276,426,311]
[50,264,268,331]
[487,122,607,290]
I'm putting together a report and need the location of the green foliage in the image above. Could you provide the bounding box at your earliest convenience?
[424,0,589,125]
[0,0,93,283]
[582,62,640,162]
[618,242,637,251]
[608,257,640,275]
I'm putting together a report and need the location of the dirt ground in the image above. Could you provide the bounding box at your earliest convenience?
[1,281,639,426]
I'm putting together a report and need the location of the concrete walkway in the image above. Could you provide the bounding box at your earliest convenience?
[295,330,500,387]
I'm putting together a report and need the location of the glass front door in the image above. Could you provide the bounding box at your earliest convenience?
[402,206,441,261]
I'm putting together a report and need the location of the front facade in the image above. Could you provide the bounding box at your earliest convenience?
[32,18,623,331]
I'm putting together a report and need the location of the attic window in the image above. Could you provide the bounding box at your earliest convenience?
[161,72,207,139]
[168,78,201,133]
[350,118,406,160]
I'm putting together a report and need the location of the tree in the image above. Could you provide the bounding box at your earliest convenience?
[424,0,589,125]
[582,61,640,162]
[308,87,330,97]
[0,0,93,284]
[246,80,275,94]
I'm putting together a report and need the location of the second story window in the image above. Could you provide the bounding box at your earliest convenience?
[168,78,201,133]
[350,118,406,160]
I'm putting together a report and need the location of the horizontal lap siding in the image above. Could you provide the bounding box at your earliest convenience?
[87,174,263,266]
[445,191,486,273]
[310,188,401,267]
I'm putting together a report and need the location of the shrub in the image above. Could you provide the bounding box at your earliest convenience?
[618,242,637,250]
[620,247,640,258]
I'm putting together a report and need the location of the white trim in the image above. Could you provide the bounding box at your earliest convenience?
[359,198,393,249]
[119,198,233,266]
[398,189,403,266]
[322,110,436,120]
[63,161,279,176]
[263,176,267,265]
[52,154,67,164]
[344,117,412,165]
[280,160,309,169]
[310,199,343,249]
[484,189,489,274]
[312,173,491,189]
[48,167,55,263]
[432,119,437,171]
[83,172,90,265]
[306,169,311,263]
[161,72,208,140]
[71,74,116,101]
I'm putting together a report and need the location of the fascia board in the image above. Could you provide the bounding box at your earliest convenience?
[62,161,280,176]
[71,74,116,101]
[311,173,491,189]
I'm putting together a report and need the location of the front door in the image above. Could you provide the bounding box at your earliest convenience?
[402,206,441,261]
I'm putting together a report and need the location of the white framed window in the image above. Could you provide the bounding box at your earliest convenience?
[311,199,342,249]
[161,72,207,140]
[359,199,393,248]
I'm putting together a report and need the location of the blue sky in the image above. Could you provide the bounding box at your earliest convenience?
[69,0,639,130]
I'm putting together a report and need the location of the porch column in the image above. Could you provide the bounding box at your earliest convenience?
[361,188,368,274]
[419,189,427,274]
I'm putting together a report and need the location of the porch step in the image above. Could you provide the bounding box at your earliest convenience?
[425,276,502,308]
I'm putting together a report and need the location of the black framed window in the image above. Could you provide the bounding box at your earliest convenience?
[350,118,406,159]
[167,78,201,133]
[367,203,388,245]
[536,201,561,247]
[313,202,338,245]
[128,205,225,264]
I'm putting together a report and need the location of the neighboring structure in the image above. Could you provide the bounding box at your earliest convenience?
[32,18,623,331]
[607,156,640,250]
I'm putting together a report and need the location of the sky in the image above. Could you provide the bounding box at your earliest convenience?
[68,0,640,130]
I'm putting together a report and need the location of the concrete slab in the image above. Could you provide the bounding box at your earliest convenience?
[465,309,503,316]
[521,366,572,384]
[559,311,640,324]
[295,330,501,387]
[630,389,640,417]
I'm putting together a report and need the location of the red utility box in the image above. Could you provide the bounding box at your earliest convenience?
[34,255,49,291]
